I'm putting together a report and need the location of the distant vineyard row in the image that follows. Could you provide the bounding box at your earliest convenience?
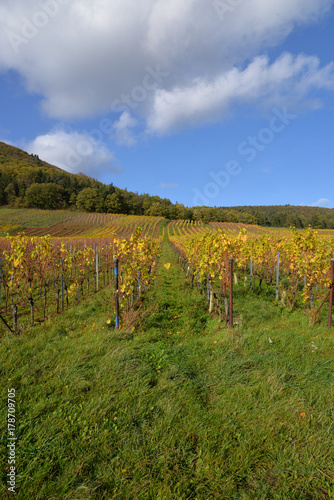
[1,209,317,240]
[0,212,164,239]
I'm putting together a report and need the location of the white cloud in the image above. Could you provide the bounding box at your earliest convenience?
[112,111,138,146]
[0,0,333,132]
[147,53,334,133]
[311,198,330,207]
[24,129,118,178]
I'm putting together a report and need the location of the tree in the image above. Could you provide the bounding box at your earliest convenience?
[76,188,101,212]
[4,182,19,205]
[25,183,64,209]
[148,202,163,216]
[69,192,77,206]
[175,203,186,220]
[310,214,321,229]
[105,192,123,214]
[191,207,204,222]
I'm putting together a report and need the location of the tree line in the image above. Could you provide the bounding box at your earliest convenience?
[1,141,334,228]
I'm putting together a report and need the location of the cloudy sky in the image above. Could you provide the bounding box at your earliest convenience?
[0,0,334,207]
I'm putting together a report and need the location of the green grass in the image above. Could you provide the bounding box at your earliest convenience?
[0,239,333,499]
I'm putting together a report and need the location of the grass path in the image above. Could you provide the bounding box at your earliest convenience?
[138,236,215,337]
[0,238,333,499]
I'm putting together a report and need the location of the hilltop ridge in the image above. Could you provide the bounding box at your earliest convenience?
[0,141,333,228]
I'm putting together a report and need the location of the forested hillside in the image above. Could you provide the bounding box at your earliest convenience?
[221,205,334,229]
[0,141,179,216]
[1,141,333,228]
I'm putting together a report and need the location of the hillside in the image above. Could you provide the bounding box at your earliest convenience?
[0,141,177,216]
[0,141,63,173]
[0,141,98,209]
[229,204,334,229]
[1,141,334,228]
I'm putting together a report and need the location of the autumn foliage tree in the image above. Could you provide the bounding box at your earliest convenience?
[25,183,64,209]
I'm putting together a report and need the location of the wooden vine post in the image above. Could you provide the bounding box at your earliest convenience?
[229,259,233,328]
[328,259,334,328]
[96,250,99,292]
[250,259,253,291]
[114,258,119,330]
[276,252,280,300]
[137,270,141,297]
[29,296,34,326]
[12,304,17,334]
[207,266,210,307]
[61,258,65,312]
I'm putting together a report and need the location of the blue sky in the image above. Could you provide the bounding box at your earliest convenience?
[0,0,334,208]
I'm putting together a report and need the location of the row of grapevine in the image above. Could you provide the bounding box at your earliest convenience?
[170,228,334,326]
[167,220,278,238]
[73,215,164,240]
[0,229,161,334]
[167,220,212,238]
[8,213,164,239]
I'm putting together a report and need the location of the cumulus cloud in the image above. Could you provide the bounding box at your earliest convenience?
[0,0,333,131]
[112,112,138,146]
[312,198,330,207]
[147,53,334,132]
[24,129,118,178]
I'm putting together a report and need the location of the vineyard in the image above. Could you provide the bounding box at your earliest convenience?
[0,208,81,236]
[2,210,334,334]
[0,209,165,239]
[171,227,334,327]
[0,229,160,334]
[1,210,334,499]
[166,219,272,237]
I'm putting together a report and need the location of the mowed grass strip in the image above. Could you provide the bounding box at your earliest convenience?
[0,238,333,499]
